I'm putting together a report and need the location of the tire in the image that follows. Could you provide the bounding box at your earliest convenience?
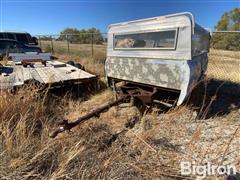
[74,63,85,70]
[66,60,75,66]
[0,63,3,74]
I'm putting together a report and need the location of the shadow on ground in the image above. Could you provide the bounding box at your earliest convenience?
[189,78,240,119]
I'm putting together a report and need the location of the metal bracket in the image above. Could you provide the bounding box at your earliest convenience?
[111,79,117,101]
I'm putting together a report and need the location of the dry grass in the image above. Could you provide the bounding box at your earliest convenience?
[0,48,240,179]
[1,86,239,179]
[40,40,107,76]
[55,53,105,77]
[40,40,106,58]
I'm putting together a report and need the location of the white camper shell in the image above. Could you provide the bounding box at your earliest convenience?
[105,12,210,105]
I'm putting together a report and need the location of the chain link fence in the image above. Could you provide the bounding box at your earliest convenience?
[37,31,240,83]
[208,31,240,84]
[38,33,107,58]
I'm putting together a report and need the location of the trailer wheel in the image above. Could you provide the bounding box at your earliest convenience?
[74,63,85,70]
[66,60,75,66]
[0,63,3,75]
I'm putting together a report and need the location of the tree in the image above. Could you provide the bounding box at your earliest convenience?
[211,8,240,50]
[215,8,240,31]
[58,28,81,43]
[58,28,103,44]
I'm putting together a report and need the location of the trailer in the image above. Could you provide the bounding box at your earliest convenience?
[50,12,211,138]
[105,12,210,106]
[0,52,96,90]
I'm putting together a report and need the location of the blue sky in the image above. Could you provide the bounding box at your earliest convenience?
[0,0,239,35]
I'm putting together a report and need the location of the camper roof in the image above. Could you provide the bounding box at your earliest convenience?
[107,12,209,60]
[108,12,195,33]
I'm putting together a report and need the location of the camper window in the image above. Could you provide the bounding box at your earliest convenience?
[114,30,177,50]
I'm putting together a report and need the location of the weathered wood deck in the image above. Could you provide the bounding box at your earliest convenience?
[0,60,96,89]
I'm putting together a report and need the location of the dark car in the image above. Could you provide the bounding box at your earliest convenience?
[0,32,38,46]
[0,39,42,59]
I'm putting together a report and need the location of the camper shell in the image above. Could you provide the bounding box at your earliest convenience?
[105,12,210,106]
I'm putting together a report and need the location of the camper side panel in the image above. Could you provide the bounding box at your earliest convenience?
[192,24,210,57]
[105,57,187,90]
[177,52,208,105]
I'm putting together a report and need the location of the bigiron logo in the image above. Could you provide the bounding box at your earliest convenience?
[180,161,237,178]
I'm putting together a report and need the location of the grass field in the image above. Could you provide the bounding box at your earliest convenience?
[0,43,240,179]
[39,40,107,58]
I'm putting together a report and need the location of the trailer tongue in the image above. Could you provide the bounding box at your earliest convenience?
[50,97,127,138]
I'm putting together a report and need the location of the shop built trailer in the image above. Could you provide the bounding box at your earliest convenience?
[0,53,96,90]
[105,12,210,106]
[50,12,211,138]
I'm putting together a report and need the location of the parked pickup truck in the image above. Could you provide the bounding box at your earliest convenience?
[0,39,42,59]
[0,32,38,46]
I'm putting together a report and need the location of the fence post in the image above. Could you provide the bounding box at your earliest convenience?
[67,35,70,55]
[50,35,54,54]
[91,33,94,57]
[38,35,42,48]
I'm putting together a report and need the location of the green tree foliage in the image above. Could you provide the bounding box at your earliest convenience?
[211,8,240,50]
[58,28,103,44]
[211,32,240,50]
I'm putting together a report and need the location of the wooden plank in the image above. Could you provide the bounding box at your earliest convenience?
[9,53,52,62]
